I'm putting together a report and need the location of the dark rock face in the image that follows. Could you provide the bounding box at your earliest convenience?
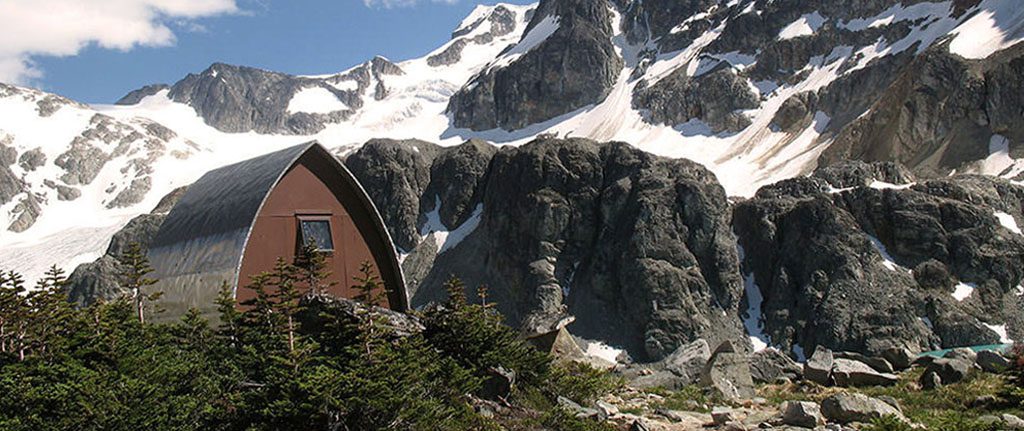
[348,137,744,361]
[127,58,401,135]
[633,67,759,133]
[115,84,169,105]
[813,161,915,189]
[65,188,187,306]
[429,6,522,67]
[734,163,1024,357]
[447,0,623,131]
[165,63,349,134]
[822,44,1024,178]
[343,138,446,252]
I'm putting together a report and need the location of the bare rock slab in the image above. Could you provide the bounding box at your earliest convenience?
[781,401,825,428]
[821,392,907,424]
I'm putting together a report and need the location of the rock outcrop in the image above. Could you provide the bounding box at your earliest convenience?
[447,0,623,131]
[65,187,187,306]
[821,392,907,425]
[346,137,745,361]
[734,162,1024,357]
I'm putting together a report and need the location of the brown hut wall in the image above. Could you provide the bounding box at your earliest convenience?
[237,152,392,308]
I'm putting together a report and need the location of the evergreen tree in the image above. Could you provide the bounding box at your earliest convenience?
[294,240,336,295]
[443,275,467,310]
[120,242,160,323]
[270,257,303,366]
[26,267,74,359]
[0,271,19,355]
[352,261,387,306]
[215,281,242,346]
[3,271,30,361]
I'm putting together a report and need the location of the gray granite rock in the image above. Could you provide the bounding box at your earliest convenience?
[750,348,803,383]
[976,350,1012,374]
[350,137,746,361]
[804,346,834,385]
[781,401,825,428]
[831,358,899,387]
[920,357,973,389]
[17,147,46,171]
[821,392,906,425]
[700,341,755,400]
[448,0,623,131]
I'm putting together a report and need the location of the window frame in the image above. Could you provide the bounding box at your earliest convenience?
[296,214,335,253]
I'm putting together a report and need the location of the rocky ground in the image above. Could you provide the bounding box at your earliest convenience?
[552,340,1023,430]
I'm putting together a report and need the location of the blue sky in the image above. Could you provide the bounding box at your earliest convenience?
[16,0,532,103]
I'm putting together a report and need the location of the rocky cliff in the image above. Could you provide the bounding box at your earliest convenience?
[67,138,1023,363]
[446,0,623,131]
[346,138,745,361]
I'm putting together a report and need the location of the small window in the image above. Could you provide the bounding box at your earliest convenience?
[299,219,334,252]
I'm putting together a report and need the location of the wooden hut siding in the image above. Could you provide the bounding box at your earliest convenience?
[147,141,406,321]
[237,151,384,307]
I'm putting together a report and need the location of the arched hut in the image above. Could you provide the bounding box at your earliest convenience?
[146,141,406,319]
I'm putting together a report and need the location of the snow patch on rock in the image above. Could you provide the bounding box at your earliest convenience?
[287,87,348,114]
[952,282,976,302]
[949,0,1024,59]
[995,211,1021,235]
[585,341,624,364]
[778,11,827,40]
[983,323,1013,344]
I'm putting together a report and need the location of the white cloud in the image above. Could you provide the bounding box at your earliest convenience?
[0,0,238,84]
[362,0,458,9]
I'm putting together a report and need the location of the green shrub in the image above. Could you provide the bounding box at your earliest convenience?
[420,277,551,390]
[544,361,621,404]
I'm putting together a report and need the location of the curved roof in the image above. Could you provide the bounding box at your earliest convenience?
[148,141,408,315]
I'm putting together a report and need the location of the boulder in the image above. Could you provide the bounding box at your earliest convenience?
[821,392,907,424]
[629,419,650,431]
[881,347,917,370]
[921,369,943,390]
[628,370,679,390]
[700,341,756,400]
[750,348,803,383]
[804,346,834,385]
[920,357,973,389]
[835,351,895,373]
[1002,413,1024,430]
[976,350,1012,373]
[831,358,899,387]
[622,339,711,389]
[944,347,978,363]
[662,339,712,381]
[781,401,825,428]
